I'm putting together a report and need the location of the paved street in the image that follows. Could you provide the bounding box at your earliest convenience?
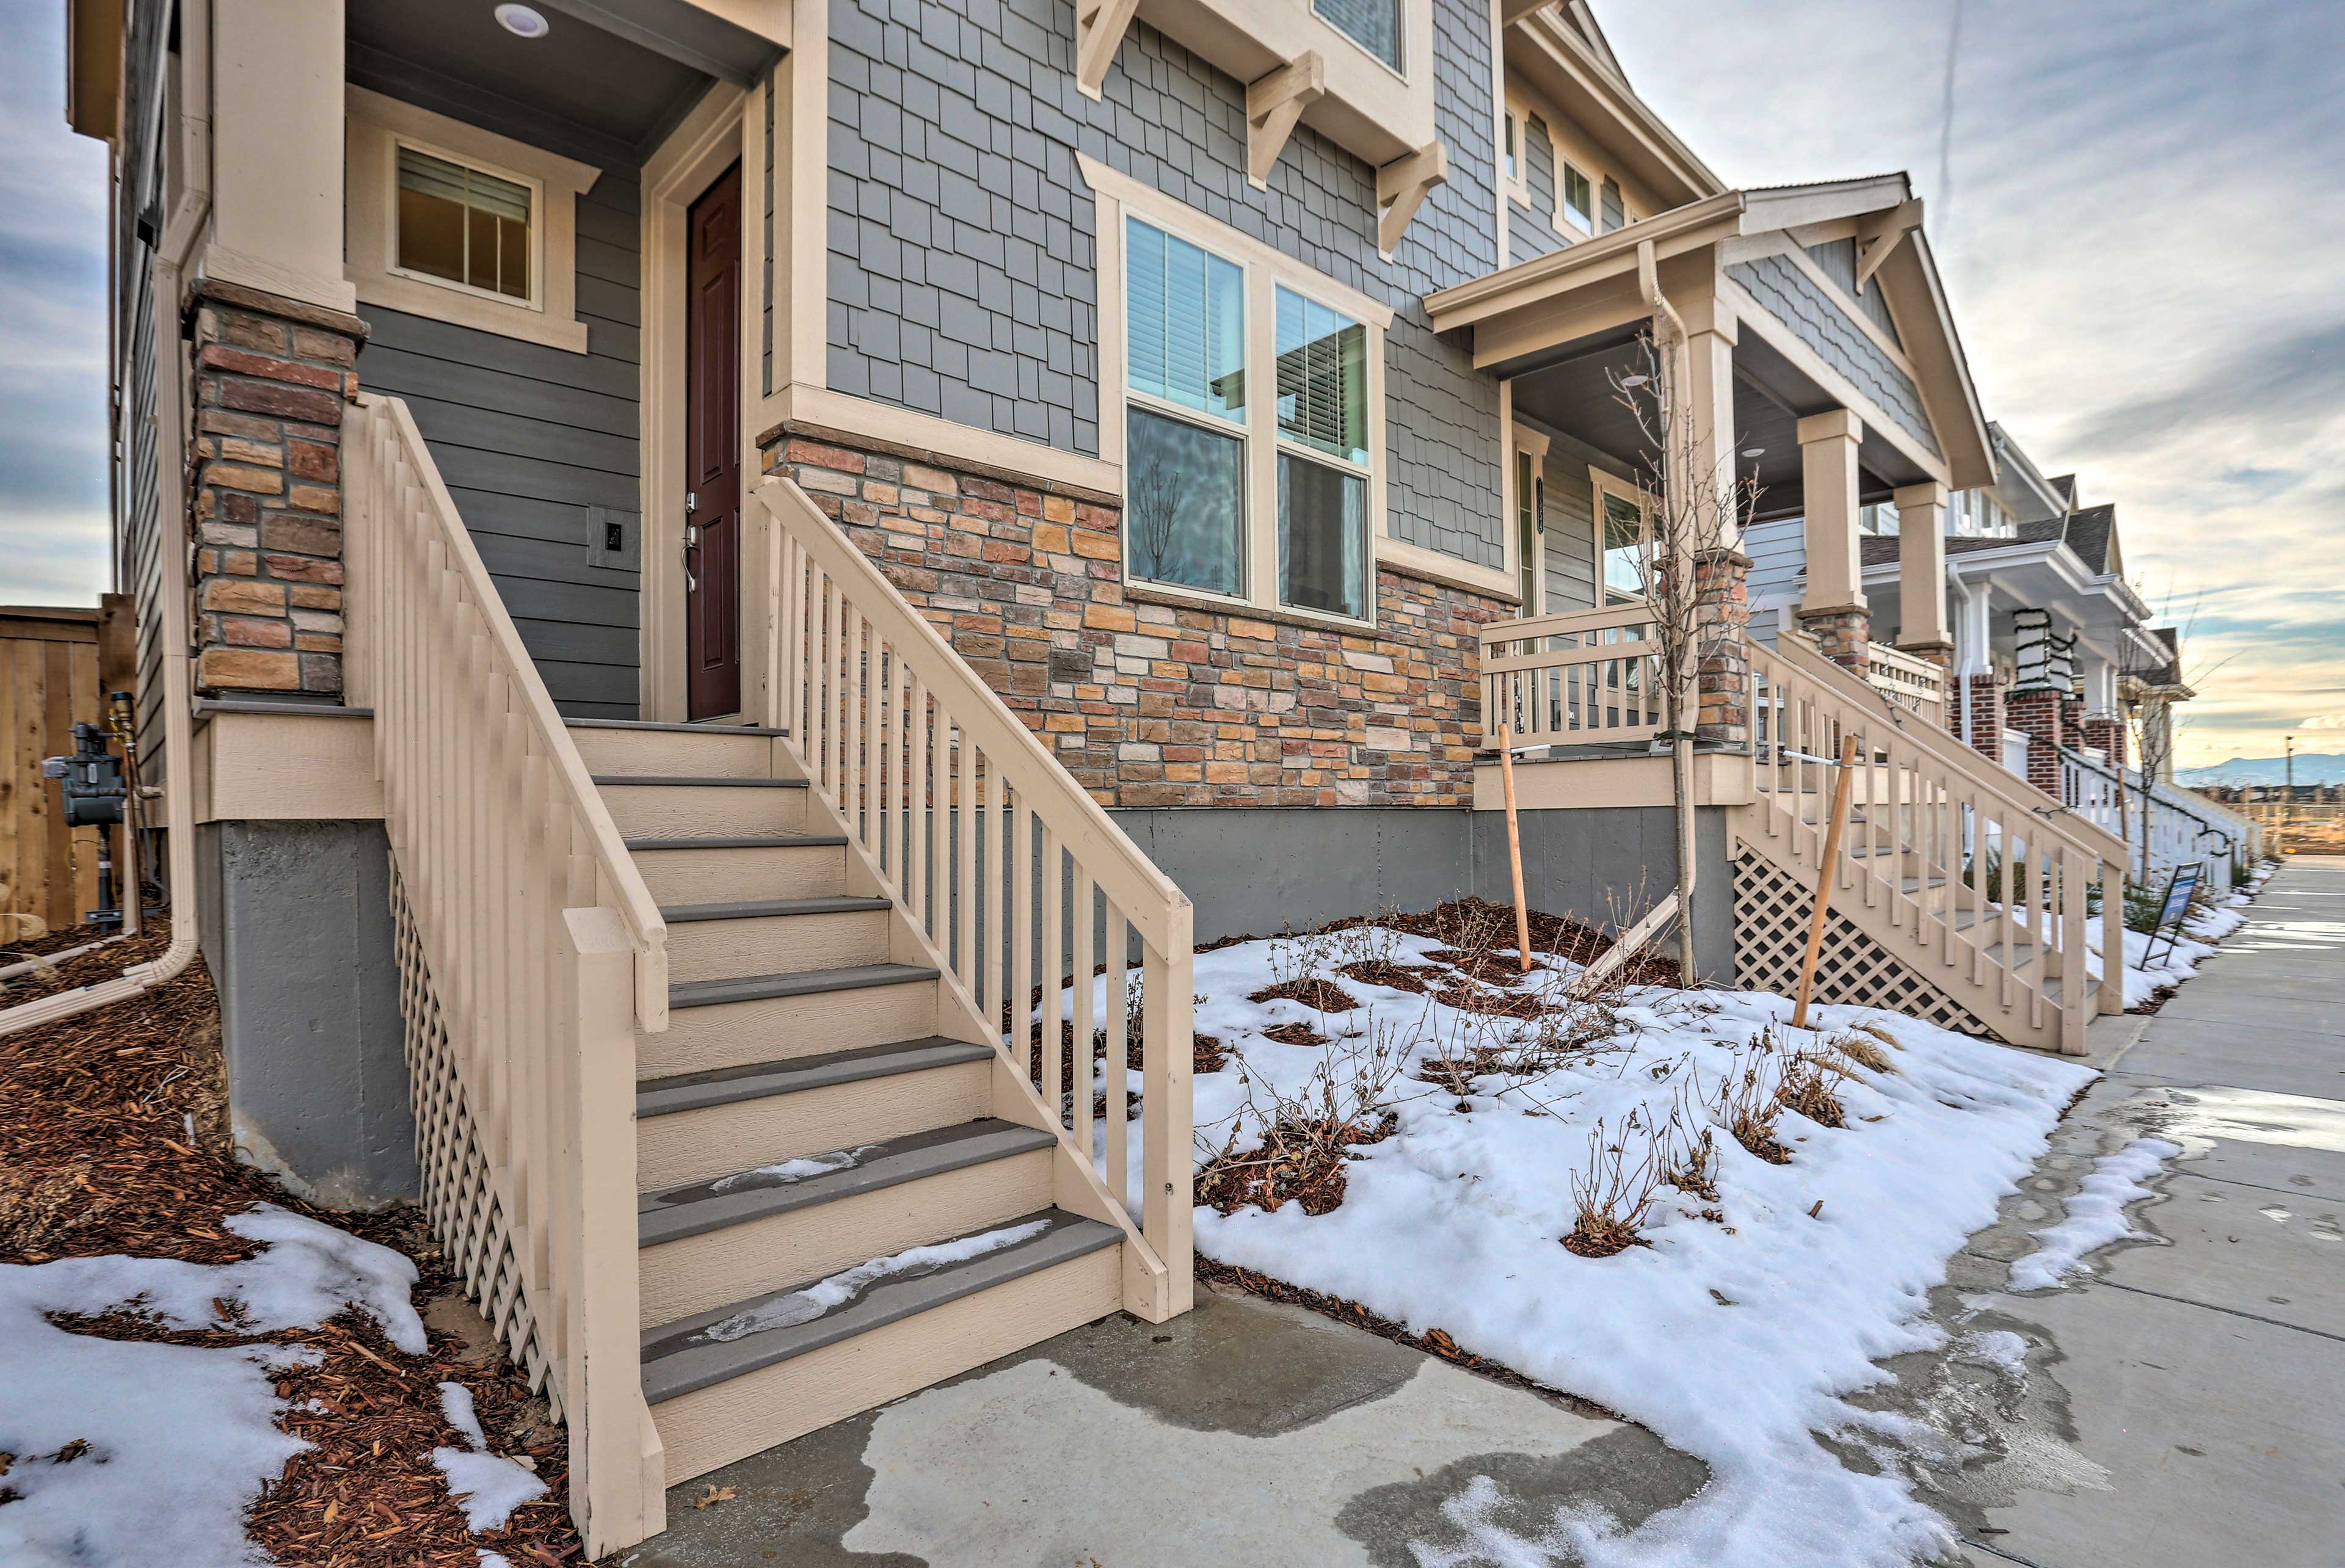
[1925,857,2345,1568]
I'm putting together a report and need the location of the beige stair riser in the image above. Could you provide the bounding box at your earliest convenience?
[667,909,892,984]
[633,843,848,905]
[638,981,938,1080]
[651,1246,1123,1484]
[638,1149,1055,1329]
[603,785,805,840]
[572,728,779,779]
[637,1062,992,1191]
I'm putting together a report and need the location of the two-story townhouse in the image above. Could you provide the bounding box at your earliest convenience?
[62,0,2144,1549]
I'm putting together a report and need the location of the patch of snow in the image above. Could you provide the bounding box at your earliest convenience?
[692,1219,1050,1345]
[1075,926,2098,1566]
[478,1554,516,1568]
[429,1380,548,1534]
[708,1142,883,1193]
[0,1205,426,1568]
[1953,1329,2030,1379]
[2007,1138,2180,1291]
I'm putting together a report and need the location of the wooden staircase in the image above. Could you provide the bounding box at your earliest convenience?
[564,717,1130,1484]
[1731,631,2131,1054]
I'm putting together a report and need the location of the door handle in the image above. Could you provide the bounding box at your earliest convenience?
[682,521,700,591]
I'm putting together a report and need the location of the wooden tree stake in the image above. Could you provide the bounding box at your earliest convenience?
[1792,735,1860,1029]
[1498,723,1532,970]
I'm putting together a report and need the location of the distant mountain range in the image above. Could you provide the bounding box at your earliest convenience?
[2176,752,2345,787]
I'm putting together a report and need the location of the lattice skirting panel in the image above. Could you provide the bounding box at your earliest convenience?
[1731,845,2001,1040]
[390,869,558,1410]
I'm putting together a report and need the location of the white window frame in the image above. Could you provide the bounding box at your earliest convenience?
[1085,156,1395,631]
[344,85,599,354]
[1510,422,1551,614]
[1558,159,1595,236]
[1589,466,1656,606]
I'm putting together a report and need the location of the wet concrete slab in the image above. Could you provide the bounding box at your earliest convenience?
[617,1283,1706,1568]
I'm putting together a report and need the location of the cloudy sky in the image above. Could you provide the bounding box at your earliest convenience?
[1,1,2339,764]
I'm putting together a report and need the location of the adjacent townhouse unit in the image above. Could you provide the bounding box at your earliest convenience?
[63,0,2185,1550]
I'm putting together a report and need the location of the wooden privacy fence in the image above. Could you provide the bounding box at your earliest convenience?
[343,394,670,1552]
[757,473,1197,1321]
[2,601,133,942]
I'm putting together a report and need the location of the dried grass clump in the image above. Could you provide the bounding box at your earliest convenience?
[1246,976,1361,1013]
[1776,1050,1850,1129]
[1832,1031,1895,1075]
[1563,1116,1665,1257]
[1848,1020,1905,1054]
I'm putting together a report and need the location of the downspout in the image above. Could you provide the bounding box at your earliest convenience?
[1946,560,1971,747]
[1638,240,1700,982]
[0,255,202,1037]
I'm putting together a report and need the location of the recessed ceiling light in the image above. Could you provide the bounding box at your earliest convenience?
[495,4,551,38]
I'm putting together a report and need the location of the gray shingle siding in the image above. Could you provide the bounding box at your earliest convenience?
[824,0,1504,569]
[1508,114,1565,268]
[1804,238,1899,341]
[357,173,643,720]
[1729,252,1938,460]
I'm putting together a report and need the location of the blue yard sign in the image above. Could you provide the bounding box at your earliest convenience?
[2145,861,2203,968]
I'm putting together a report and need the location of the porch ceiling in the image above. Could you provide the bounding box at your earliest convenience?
[346,0,777,170]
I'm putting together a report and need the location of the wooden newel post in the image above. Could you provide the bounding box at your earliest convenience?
[1791,735,1860,1029]
[1497,723,1532,970]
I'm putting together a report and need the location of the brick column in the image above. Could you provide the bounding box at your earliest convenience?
[2059,691,2086,751]
[1960,672,2005,763]
[2084,716,2124,763]
[187,279,367,699]
[2004,686,2063,794]
[1692,546,1752,747]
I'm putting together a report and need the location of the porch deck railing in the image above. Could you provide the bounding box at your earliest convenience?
[1478,601,1666,747]
[1864,641,1947,716]
[1747,630,2129,1054]
[755,476,1196,1321]
[2057,745,2249,881]
[343,394,669,1552]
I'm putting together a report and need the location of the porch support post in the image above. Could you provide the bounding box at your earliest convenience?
[1795,408,1869,673]
[1679,294,1741,553]
[1892,480,1951,662]
[206,0,354,314]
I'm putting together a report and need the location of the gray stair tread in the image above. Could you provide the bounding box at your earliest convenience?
[566,718,787,736]
[1896,875,1950,891]
[626,833,848,852]
[662,895,893,923]
[637,1037,987,1118]
[671,960,939,1010]
[638,1119,1057,1247]
[2041,976,2065,1003]
[1983,942,2038,963]
[639,1210,1119,1406]
[592,774,807,788]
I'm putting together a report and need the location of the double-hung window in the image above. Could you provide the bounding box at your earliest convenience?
[1119,208,1383,626]
[1590,471,1653,606]
[396,146,534,303]
[1560,163,1595,234]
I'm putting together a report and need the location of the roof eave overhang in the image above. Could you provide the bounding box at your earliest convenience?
[1510,12,1725,209]
[1425,191,1744,334]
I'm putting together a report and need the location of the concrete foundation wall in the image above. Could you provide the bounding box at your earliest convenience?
[196,819,417,1208]
[1109,805,1734,981]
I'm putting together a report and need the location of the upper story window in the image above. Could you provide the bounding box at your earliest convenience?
[1116,206,1386,626]
[1560,162,1594,234]
[1315,0,1404,74]
[396,146,534,303]
[1503,111,1519,184]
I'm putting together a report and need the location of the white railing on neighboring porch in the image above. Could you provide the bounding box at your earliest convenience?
[757,476,1196,1321]
[1747,631,2129,1055]
[343,396,668,1552]
[1478,602,1666,746]
[1864,641,1947,717]
[2059,746,2247,882]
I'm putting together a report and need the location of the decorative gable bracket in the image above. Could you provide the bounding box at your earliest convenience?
[1855,197,1924,293]
[1076,0,1141,101]
[1245,52,1326,189]
[1376,141,1449,255]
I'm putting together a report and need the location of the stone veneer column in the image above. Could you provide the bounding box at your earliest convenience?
[187,278,367,699]
[1692,546,1752,747]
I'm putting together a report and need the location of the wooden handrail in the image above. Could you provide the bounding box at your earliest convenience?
[1477,598,1667,749]
[1483,600,1658,643]
[755,474,1196,1319]
[344,394,667,1550]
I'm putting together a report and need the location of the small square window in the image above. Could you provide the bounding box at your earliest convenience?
[1561,165,1594,234]
[398,146,532,302]
[1314,0,1403,73]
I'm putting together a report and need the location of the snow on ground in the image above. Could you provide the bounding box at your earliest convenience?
[2005,1138,2181,1292]
[1070,926,2098,1567]
[692,1219,1052,1345]
[430,1381,548,1533]
[0,1206,427,1568]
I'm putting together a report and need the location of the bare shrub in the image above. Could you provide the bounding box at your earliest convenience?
[1776,1050,1850,1129]
[1337,959,1441,994]
[1563,1115,1666,1257]
[1711,1033,1792,1164]
[1197,1015,1412,1216]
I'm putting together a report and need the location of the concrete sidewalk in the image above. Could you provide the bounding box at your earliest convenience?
[1916,857,2345,1568]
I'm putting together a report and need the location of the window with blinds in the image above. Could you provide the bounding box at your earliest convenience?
[1561,164,1594,234]
[1314,0,1403,72]
[396,146,533,302]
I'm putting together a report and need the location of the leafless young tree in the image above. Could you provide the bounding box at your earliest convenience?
[1130,452,1185,581]
[1609,326,1762,984]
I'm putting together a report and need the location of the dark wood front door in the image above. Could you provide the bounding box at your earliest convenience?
[685,162,743,719]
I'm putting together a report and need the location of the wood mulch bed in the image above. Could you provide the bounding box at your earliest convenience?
[0,921,583,1566]
[1193,1112,1397,1218]
[1243,977,1360,1012]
